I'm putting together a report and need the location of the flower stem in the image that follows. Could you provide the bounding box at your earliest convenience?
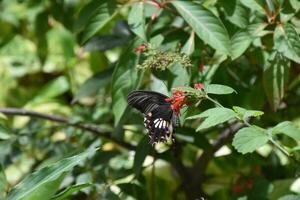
[269,137,290,157]
[206,95,223,108]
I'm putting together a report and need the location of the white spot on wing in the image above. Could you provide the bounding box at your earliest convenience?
[162,121,166,128]
[155,121,159,128]
[159,120,163,128]
[168,121,173,134]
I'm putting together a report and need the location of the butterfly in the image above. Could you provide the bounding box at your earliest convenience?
[127,90,179,144]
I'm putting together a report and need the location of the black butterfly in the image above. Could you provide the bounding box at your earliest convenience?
[127,90,179,144]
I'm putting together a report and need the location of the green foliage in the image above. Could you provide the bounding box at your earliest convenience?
[205,84,237,95]
[233,126,269,154]
[51,183,94,200]
[7,147,97,200]
[187,107,237,131]
[0,0,300,199]
[271,121,300,141]
[172,0,231,55]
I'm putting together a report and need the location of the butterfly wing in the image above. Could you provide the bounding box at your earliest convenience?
[127,90,179,144]
[127,90,169,114]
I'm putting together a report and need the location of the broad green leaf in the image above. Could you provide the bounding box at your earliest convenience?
[181,31,195,56]
[187,107,237,131]
[80,0,117,43]
[27,76,69,107]
[247,23,270,37]
[271,121,300,141]
[280,0,296,23]
[128,2,147,41]
[7,147,97,200]
[0,164,8,199]
[233,126,269,154]
[72,68,113,103]
[231,30,252,60]
[219,0,249,28]
[233,106,264,120]
[205,84,236,95]
[172,0,231,55]
[75,1,101,32]
[240,0,265,14]
[231,23,269,59]
[265,0,276,12]
[133,136,150,175]
[263,53,290,111]
[112,41,141,125]
[278,195,300,200]
[290,0,300,11]
[274,23,300,63]
[51,183,94,200]
[19,175,65,200]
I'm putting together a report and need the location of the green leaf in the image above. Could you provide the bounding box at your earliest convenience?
[263,53,290,111]
[51,183,94,200]
[187,107,237,131]
[233,106,264,120]
[290,0,300,11]
[278,195,300,200]
[205,84,236,95]
[219,0,249,28]
[72,68,113,103]
[128,2,147,41]
[240,0,265,14]
[133,136,150,175]
[27,76,69,106]
[247,23,270,37]
[231,23,269,60]
[271,121,300,141]
[0,164,8,199]
[112,41,141,125]
[172,0,231,55]
[7,147,97,200]
[0,124,12,140]
[181,31,195,56]
[274,23,300,63]
[80,0,117,43]
[233,126,269,154]
[231,30,252,60]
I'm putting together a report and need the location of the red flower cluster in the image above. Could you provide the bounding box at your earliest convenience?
[165,83,203,115]
[165,89,188,115]
[134,44,147,52]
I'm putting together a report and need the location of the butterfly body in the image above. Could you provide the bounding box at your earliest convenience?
[127,90,179,144]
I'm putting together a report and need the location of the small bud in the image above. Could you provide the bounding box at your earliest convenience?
[134,44,147,52]
[194,83,203,90]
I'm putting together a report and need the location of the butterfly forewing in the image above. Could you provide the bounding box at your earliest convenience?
[127,90,178,144]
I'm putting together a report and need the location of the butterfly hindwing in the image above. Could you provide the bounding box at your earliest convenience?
[127,90,179,144]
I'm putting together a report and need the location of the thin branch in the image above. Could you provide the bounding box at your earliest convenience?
[0,107,135,150]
